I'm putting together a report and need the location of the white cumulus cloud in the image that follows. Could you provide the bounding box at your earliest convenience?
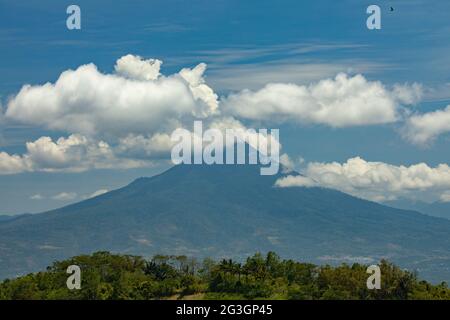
[0,151,31,174]
[114,54,162,81]
[0,54,437,186]
[5,55,218,137]
[52,192,77,201]
[86,189,109,199]
[223,73,421,127]
[116,133,174,159]
[0,134,152,175]
[402,105,450,145]
[275,157,450,202]
[179,63,219,116]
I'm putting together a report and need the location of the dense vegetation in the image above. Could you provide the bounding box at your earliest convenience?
[1,251,449,300]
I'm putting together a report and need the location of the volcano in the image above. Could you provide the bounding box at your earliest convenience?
[0,164,449,282]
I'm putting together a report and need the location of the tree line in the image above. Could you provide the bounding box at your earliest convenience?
[0,251,449,300]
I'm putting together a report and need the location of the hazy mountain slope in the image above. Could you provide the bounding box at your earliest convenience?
[0,214,31,223]
[0,164,449,282]
[0,216,13,222]
[385,199,450,220]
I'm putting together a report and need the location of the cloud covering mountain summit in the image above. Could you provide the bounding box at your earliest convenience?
[1,54,449,202]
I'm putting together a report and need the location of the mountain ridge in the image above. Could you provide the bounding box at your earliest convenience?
[385,199,450,220]
[0,164,449,283]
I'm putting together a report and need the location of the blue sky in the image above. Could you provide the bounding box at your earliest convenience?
[1,0,450,213]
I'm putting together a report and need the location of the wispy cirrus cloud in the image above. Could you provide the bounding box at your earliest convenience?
[184,43,390,92]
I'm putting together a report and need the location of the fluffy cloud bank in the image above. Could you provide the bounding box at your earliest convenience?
[223,73,422,127]
[402,105,450,145]
[0,118,286,175]
[0,134,153,175]
[5,55,218,137]
[275,157,450,202]
[4,56,423,139]
[0,54,438,179]
[2,55,226,173]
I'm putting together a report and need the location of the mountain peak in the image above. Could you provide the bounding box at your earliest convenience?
[0,163,449,283]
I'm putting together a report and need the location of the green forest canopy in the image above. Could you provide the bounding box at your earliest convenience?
[1,251,449,300]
